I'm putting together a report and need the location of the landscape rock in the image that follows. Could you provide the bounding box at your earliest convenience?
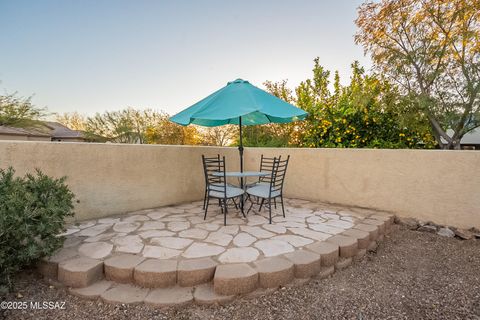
[437,227,455,238]
[395,217,418,230]
[453,228,474,240]
[468,227,480,239]
[417,225,437,233]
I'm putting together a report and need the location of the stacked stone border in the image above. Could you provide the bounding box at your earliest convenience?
[38,213,395,307]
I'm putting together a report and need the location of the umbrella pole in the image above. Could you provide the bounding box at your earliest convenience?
[239,116,245,215]
[239,116,243,173]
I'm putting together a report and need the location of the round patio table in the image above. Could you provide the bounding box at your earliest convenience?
[212,171,269,214]
[215,171,269,178]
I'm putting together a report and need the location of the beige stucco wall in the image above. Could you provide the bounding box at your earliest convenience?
[0,141,237,221]
[244,148,480,229]
[0,141,478,228]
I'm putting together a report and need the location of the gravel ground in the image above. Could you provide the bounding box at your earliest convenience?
[2,225,480,320]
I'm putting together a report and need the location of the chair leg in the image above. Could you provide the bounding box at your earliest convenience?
[223,198,228,226]
[232,198,238,210]
[239,197,246,218]
[274,197,277,209]
[259,198,265,212]
[280,195,285,218]
[204,197,210,220]
[203,189,207,209]
[268,198,272,224]
[247,200,255,214]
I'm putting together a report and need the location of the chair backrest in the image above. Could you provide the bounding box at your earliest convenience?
[259,154,281,183]
[269,155,290,196]
[202,154,227,197]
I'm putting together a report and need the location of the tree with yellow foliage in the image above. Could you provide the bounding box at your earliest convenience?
[355,0,480,149]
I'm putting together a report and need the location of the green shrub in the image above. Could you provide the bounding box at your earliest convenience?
[0,167,74,292]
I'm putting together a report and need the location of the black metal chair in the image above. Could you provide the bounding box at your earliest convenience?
[246,155,290,224]
[246,154,281,188]
[202,154,221,210]
[202,155,245,226]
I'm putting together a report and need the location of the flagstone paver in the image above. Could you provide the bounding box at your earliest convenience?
[179,228,209,239]
[309,223,345,235]
[167,221,190,232]
[326,220,355,229]
[58,228,80,236]
[254,239,295,257]
[204,232,233,246]
[218,247,260,263]
[101,284,149,304]
[139,221,166,231]
[145,286,193,307]
[84,232,124,243]
[150,237,193,249]
[113,235,144,254]
[182,243,225,259]
[193,284,235,305]
[289,227,331,241]
[272,235,313,247]
[78,224,111,237]
[78,242,113,259]
[241,226,275,239]
[69,280,113,299]
[50,199,395,305]
[147,211,170,220]
[142,245,181,259]
[262,224,287,234]
[77,221,96,229]
[233,232,257,247]
[138,230,175,239]
[197,223,221,231]
[218,225,240,235]
[113,222,141,233]
[123,215,150,222]
[98,217,121,224]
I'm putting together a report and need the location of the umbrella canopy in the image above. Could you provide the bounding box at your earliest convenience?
[170,78,307,173]
[170,79,307,126]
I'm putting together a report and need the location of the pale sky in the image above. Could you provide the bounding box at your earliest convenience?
[0,0,370,117]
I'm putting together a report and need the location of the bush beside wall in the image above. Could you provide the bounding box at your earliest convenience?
[0,167,74,292]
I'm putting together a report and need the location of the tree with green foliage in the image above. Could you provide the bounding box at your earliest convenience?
[56,112,88,131]
[265,58,436,149]
[198,125,238,146]
[355,0,480,149]
[240,80,299,147]
[0,92,47,128]
[145,119,201,145]
[84,108,165,144]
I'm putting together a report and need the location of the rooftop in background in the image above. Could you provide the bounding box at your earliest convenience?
[0,121,92,142]
[441,129,480,148]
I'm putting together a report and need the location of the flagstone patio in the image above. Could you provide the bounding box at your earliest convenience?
[38,198,394,306]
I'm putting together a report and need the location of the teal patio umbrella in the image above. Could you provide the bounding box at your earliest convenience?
[170,78,307,172]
